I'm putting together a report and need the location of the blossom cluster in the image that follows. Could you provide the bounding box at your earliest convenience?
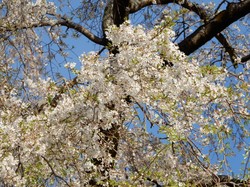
[0,19,249,186]
[0,0,56,27]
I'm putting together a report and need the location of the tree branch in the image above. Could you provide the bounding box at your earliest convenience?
[0,15,106,46]
[55,18,106,46]
[170,0,239,67]
[127,0,250,57]
[241,53,250,63]
[178,0,250,55]
[41,156,71,187]
[215,32,238,67]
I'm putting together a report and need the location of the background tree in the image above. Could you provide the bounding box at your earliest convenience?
[0,0,249,186]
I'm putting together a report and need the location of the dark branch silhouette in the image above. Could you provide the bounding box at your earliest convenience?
[178,0,250,55]
[125,0,250,59]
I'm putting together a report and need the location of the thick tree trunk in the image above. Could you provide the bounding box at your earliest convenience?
[102,0,130,36]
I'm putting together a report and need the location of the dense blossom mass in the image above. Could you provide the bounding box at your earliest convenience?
[0,0,249,186]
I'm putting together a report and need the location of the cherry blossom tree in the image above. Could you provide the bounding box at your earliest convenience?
[0,0,249,186]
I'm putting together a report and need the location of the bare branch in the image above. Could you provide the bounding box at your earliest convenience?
[55,19,106,46]
[172,1,239,67]
[178,0,250,55]
[0,15,106,46]
[41,156,71,187]
[215,33,238,67]
[241,53,250,63]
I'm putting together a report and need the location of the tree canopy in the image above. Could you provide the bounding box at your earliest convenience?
[0,0,249,186]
